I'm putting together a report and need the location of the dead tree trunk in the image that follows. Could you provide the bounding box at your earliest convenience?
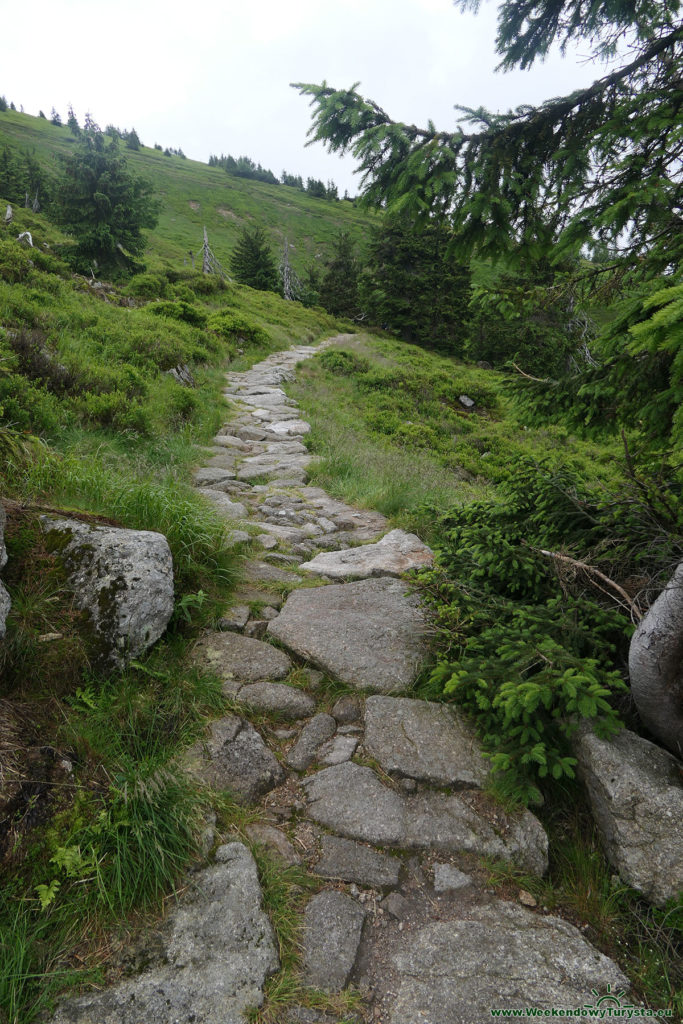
[629,559,683,758]
[202,227,211,275]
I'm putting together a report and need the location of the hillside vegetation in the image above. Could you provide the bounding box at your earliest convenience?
[0,108,374,276]
[0,60,681,1024]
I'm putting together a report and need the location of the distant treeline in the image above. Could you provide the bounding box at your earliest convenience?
[208,153,347,201]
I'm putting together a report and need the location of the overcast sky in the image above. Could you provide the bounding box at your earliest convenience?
[2,0,605,194]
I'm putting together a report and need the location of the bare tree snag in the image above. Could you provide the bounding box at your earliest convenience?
[629,560,683,758]
[202,226,211,275]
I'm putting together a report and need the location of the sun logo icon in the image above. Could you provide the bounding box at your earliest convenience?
[584,983,634,1012]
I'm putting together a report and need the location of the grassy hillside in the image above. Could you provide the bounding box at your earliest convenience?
[0,108,679,1024]
[0,108,375,274]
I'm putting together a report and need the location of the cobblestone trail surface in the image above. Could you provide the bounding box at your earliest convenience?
[49,338,631,1024]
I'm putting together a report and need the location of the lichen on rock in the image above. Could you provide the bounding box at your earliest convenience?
[40,516,174,669]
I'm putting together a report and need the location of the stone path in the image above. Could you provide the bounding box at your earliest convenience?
[50,338,633,1024]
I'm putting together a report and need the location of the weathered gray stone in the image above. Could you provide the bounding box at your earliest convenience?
[264,440,308,455]
[299,529,433,580]
[574,727,683,905]
[253,522,311,544]
[238,453,310,483]
[403,790,548,876]
[212,433,250,450]
[286,1009,361,1024]
[302,890,366,991]
[314,835,401,890]
[303,763,548,875]
[185,715,285,803]
[244,620,268,639]
[257,533,279,550]
[225,530,250,547]
[202,449,239,470]
[48,843,278,1024]
[41,517,173,669]
[238,681,316,721]
[246,823,300,865]
[363,696,488,788]
[331,695,362,724]
[0,503,8,639]
[285,713,337,770]
[217,605,251,632]
[268,578,430,694]
[317,734,359,765]
[269,418,311,436]
[0,501,7,571]
[433,863,472,892]
[195,488,248,519]
[384,901,629,1024]
[304,763,405,846]
[236,425,268,442]
[381,892,410,920]
[192,466,239,487]
[192,631,292,686]
[299,491,387,534]
[0,580,10,640]
[243,560,300,584]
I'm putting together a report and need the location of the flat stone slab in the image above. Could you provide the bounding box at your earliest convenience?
[285,713,337,771]
[382,901,629,1024]
[363,696,488,788]
[48,843,278,1024]
[268,578,430,694]
[195,488,247,519]
[192,631,292,687]
[185,715,285,803]
[212,433,250,449]
[192,466,236,487]
[403,790,548,876]
[574,727,683,905]
[245,823,300,866]
[304,763,406,846]
[433,863,472,892]
[314,835,401,890]
[252,522,311,544]
[299,529,433,579]
[270,418,311,435]
[237,682,316,721]
[304,763,548,875]
[302,890,366,992]
[243,560,301,584]
[218,604,250,632]
[317,734,359,765]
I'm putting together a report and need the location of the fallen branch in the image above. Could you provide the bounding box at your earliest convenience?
[524,542,643,622]
[510,362,555,384]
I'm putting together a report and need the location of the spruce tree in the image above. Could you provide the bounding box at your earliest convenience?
[294,2,682,274]
[67,105,80,136]
[361,219,471,354]
[318,232,360,318]
[229,226,279,291]
[53,127,159,276]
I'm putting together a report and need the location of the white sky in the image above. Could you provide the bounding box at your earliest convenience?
[1,0,606,194]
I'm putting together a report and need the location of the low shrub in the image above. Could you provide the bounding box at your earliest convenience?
[124,272,170,299]
[318,348,369,375]
[146,300,208,327]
